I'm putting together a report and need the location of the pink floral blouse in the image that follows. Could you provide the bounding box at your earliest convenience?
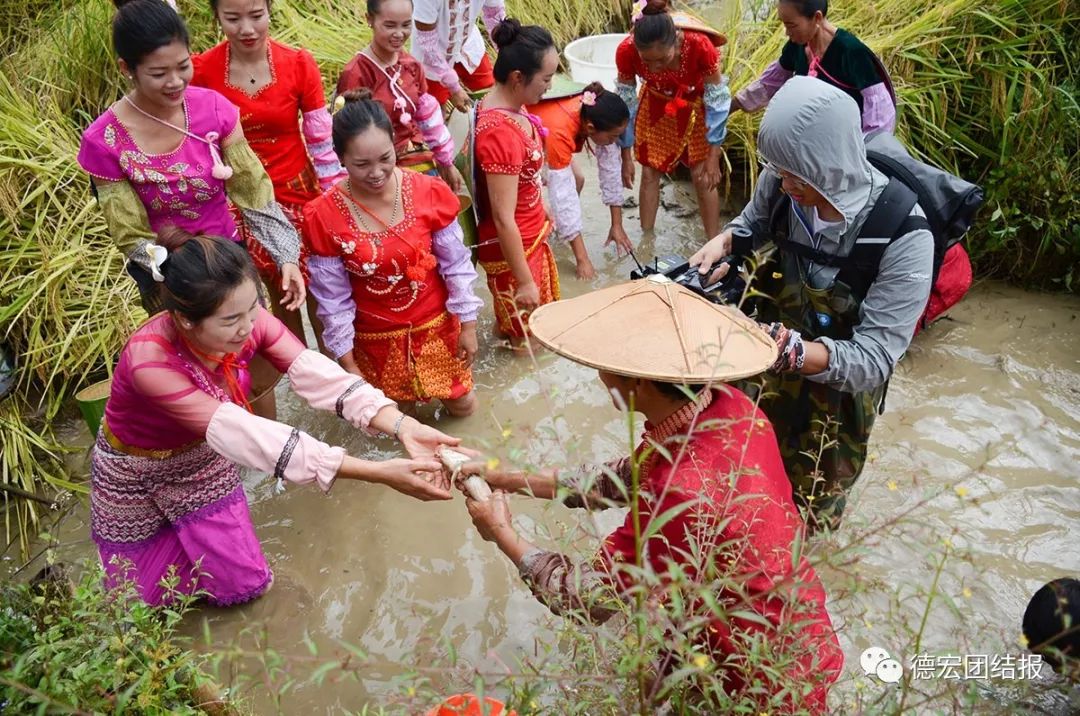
[77,86,241,240]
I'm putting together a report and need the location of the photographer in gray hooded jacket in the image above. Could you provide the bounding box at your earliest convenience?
[691,76,933,529]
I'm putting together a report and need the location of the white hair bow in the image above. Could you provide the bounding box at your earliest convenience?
[145,243,168,282]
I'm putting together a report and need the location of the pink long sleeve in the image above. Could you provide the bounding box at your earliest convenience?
[206,402,344,492]
[302,108,348,191]
[416,27,461,93]
[734,61,793,112]
[286,349,395,434]
[415,94,455,165]
[481,0,506,38]
[595,143,624,207]
[547,165,582,242]
[860,82,896,134]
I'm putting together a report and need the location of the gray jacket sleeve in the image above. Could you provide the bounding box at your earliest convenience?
[808,226,934,393]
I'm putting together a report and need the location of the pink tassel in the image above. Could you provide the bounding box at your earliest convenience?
[399,112,412,125]
[205,131,234,181]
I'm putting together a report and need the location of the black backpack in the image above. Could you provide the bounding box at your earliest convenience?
[758,133,984,301]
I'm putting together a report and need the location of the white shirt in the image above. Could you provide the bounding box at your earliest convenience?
[412,0,500,77]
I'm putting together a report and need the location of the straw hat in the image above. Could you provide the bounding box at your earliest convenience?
[540,73,587,101]
[528,276,777,383]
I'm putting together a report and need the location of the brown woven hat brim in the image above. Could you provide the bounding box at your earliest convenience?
[529,277,777,383]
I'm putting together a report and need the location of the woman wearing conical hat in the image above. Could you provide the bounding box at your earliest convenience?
[456,277,842,712]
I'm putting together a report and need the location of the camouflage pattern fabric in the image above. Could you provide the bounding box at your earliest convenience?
[744,245,884,529]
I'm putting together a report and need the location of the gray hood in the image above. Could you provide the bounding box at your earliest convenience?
[758,77,873,231]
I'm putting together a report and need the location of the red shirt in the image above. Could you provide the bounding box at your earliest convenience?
[302,171,459,330]
[616,29,720,100]
[601,387,843,711]
[473,109,549,262]
[192,39,327,206]
[336,51,428,157]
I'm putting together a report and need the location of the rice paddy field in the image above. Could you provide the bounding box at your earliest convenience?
[0,0,1077,712]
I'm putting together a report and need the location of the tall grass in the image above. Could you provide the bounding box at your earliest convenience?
[0,0,1076,548]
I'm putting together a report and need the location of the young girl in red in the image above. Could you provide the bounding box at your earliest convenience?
[616,0,731,239]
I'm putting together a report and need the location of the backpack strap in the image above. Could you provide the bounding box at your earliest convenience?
[837,178,928,298]
[768,178,930,299]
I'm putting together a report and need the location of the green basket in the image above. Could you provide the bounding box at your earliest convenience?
[75,379,111,436]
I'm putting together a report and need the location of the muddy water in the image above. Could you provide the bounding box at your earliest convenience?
[24,151,1080,713]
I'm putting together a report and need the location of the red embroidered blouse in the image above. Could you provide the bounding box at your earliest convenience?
[302,171,460,331]
[336,51,428,157]
[615,30,720,101]
[192,39,328,206]
[473,109,549,263]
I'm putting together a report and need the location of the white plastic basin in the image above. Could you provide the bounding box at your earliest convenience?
[564,34,626,91]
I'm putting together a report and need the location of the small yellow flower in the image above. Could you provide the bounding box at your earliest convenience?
[962,587,973,599]
[954,485,969,497]
[486,457,501,471]
[501,428,512,438]
[693,654,709,669]
[942,538,953,549]
[887,480,898,491]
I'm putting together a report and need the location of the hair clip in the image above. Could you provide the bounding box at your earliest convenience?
[145,243,168,282]
[581,90,597,106]
[333,94,346,114]
[631,0,647,23]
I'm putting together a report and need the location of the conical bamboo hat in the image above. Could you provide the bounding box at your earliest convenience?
[529,276,776,383]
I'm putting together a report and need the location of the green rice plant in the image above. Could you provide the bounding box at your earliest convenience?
[0,562,232,714]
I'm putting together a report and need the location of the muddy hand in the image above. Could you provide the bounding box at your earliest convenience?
[466,490,512,542]
[605,224,634,256]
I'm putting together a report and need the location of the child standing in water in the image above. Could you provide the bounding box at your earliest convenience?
[472,19,565,343]
[616,0,731,239]
[527,82,635,260]
[336,0,463,191]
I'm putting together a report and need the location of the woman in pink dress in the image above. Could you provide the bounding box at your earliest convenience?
[78,0,304,317]
[92,229,460,606]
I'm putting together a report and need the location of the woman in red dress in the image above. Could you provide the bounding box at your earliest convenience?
[304,92,481,417]
[472,19,564,344]
[192,0,346,343]
[616,0,731,239]
[335,0,462,191]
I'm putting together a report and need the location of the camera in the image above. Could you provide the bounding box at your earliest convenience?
[629,227,751,306]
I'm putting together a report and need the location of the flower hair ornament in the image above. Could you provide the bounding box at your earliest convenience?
[333,94,346,114]
[145,242,168,282]
[631,0,647,24]
[581,90,598,106]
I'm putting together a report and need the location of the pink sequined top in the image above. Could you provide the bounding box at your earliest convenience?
[77,86,241,241]
[105,308,300,451]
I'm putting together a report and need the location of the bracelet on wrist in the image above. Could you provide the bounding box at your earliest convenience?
[392,413,407,440]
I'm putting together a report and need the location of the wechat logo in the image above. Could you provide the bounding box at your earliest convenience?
[861,646,903,684]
